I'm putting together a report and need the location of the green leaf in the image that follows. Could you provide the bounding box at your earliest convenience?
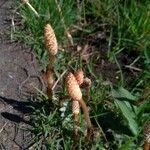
[112,87,137,101]
[114,99,138,135]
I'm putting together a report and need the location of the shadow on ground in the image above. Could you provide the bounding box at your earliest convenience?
[0,96,48,126]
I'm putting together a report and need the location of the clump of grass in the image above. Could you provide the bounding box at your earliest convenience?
[81,0,150,88]
[14,0,77,70]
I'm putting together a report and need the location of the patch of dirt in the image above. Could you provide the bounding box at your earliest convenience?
[0,1,42,149]
[76,25,141,85]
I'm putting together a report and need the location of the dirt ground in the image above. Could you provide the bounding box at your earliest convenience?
[0,1,42,149]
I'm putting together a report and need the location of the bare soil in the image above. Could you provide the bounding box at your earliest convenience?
[0,1,42,149]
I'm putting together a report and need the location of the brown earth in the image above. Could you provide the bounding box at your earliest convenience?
[0,1,42,149]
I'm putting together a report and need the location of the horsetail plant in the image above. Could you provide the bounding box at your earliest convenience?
[74,69,84,86]
[72,100,80,136]
[72,69,84,135]
[44,23,58,100]
[66,72,93,133]
[74,69,91,101]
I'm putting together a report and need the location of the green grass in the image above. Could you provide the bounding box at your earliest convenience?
[13,0,150,149]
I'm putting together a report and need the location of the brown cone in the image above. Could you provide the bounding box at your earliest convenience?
[74,69,84,86]
[66,73,82,101]
[44,24,58,55]
[144,121,150,143]
[72,100,80,115]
